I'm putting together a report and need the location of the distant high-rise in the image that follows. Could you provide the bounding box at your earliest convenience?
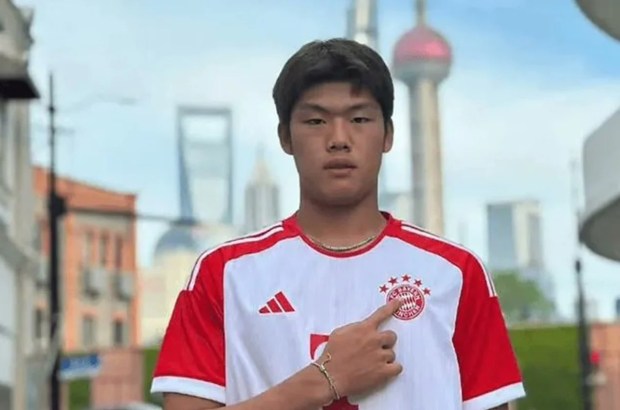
[487,200,555,304]
[346,0,378,50]
[154,106,234,258]
[346,0,391,200]
[487,201,544,271]
[244,145,280,233]
[177,105,234,225]
[392,0,451,235]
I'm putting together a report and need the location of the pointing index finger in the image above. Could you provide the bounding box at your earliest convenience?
[365,298,403,327]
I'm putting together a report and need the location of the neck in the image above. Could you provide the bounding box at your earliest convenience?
[296,195,386,248]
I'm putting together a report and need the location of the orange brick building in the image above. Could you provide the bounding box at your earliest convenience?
[33,166,140,352]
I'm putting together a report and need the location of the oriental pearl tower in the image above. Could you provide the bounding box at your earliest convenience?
[392,0,452,236]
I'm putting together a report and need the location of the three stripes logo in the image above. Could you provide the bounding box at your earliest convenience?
[258,291,295,314]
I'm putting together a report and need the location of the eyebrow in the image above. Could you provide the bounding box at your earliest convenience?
[295,102,379,114]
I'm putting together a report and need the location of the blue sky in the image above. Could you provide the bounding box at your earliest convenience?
[17,0,620,320]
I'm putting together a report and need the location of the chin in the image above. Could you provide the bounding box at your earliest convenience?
[316,188,367,207]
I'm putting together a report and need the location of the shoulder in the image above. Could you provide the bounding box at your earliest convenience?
[388,219,486,273]
[392,220,496,297]
[389,220,495,296]
[186,222,296,290]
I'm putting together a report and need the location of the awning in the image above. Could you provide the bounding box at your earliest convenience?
[0,54,39,100]
[579,107,620,262]
[576,0,620,41]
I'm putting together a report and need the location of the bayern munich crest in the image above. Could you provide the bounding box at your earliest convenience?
[379,275,431,321]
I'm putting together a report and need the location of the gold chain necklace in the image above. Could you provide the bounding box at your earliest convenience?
[307,234,377,253]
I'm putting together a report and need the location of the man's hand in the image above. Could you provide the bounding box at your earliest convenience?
[315,298,404,399]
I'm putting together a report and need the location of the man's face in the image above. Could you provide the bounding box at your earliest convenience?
[279,81,393,207]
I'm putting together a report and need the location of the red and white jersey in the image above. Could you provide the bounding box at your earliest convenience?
[151,213,525,409]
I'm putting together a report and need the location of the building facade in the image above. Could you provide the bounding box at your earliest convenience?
[0,1,39,409]
[33,166,140,354]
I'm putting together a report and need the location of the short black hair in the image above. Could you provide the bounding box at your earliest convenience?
[272,38,394,127]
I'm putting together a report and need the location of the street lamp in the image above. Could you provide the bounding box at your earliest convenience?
[571,158,593,410]
[46,72,136,410]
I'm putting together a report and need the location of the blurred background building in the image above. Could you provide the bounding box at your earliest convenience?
[580,107,620,263]
[141,105,240,346]
[32,166,140,352]
[243,145,279,234]
[487,200,556,311]
[0,1,39,409]
[391,0,451,236]
[177,105,234,226]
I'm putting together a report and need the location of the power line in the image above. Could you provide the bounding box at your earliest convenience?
[67,206,203,227]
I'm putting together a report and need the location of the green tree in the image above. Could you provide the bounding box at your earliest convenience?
[493,270,555,324]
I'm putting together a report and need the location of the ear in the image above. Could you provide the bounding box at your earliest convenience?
[278,123,293,155]
[382,120,394,153]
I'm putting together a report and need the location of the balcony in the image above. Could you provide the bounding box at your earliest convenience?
[0,54,39,100]
[83,267,106,296]
[115,273,134,301]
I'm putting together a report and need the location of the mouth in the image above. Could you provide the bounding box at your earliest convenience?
[323,159,357,170]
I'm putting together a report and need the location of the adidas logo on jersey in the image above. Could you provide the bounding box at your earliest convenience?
[258,291,295,314]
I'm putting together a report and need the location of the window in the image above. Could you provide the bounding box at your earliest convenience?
[34,309,44,340]
[82,316,96,349]
[113,319,125,346]
[99,233,108,267]
[82,231,93,266]
[114,236,123,271]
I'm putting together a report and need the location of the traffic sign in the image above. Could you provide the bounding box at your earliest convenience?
[59,353,101,381]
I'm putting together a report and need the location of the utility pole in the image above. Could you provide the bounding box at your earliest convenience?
[48,72,66,410]
[571,158,592,410]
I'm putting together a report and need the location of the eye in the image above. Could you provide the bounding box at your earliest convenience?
[305,118,325,125]
[352,117,371,124]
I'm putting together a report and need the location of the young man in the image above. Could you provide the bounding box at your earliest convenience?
[151,39,526,410]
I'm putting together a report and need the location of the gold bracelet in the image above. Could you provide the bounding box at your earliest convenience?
[311,352,341,401]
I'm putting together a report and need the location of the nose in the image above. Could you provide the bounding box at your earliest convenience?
[326,118,351,152]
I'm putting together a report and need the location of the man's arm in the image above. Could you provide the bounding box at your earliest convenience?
[163,364,331,410]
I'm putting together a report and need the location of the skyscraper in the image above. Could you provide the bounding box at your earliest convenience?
[487,201,544,272]
[346,0,378,50]
[392,0,451,235]
[244,145,280,233]
[346,0,393,201]
[487,200,555,304]
[177,105,234,225]
[154,106,235,258]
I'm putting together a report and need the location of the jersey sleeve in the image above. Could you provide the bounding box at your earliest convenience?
[150,249,226,404]
[453,255,526,410]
